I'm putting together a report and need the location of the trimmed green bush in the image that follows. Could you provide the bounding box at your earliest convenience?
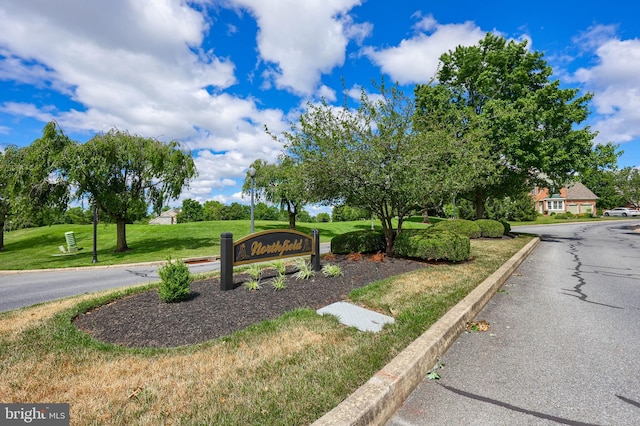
[475,219,505,238]
[394,229,470,262]
[330,230,386,254]
[158,257,193,303]
[430,219,481,239]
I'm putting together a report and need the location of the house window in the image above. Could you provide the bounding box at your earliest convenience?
[546,200,564,210]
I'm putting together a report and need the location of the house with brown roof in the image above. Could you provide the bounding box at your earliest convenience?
[532,182,598,216]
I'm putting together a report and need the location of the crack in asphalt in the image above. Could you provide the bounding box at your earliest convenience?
[560,232,623,310]
[437,382,600,425]
[616,394,640,410]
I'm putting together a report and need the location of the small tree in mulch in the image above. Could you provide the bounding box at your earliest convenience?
[158,257,193,303]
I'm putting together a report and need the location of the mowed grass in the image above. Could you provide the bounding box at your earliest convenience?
[0,235,534,425]
[0,219,430,270]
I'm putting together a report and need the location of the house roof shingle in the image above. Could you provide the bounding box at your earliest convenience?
[565,182,598,201]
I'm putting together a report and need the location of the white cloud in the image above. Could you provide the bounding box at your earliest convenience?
[362,14,486,84]
[0,0,295,204]
[573,29,640,144]
[230,0,368,95]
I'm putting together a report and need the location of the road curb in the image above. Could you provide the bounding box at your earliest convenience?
[312,237,540,426]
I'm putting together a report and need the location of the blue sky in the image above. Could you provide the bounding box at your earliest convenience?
[1,0,639,214]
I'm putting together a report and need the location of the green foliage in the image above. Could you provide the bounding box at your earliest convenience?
[394,229,470,262]
[65,129,196,252]
[332,205,371,222]
[485,193,537,222]
[177,199,203,223]
[254,202,280,221]
[330,230,386,254]
[321,264,343,277]
[316,212,331,222]
[203,200,225,221]
[244,280,262,291]
[246,263,263,280]
[283,80,446,254]
[474,219,505,238]
[220,202,249,220]
[498,219,511,235]
[431,219,481,239]
[1,122,73,251]
[416,33,613,219]
[157,257,192,303]
[270,260,287,275]
[553,212,576,220]
[243,157,311,230]
[294,258,315,280]
[615,166,640,208]
[271,274,287,291]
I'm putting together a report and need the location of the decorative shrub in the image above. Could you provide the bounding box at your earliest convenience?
[271,274,287,291]
[430,219,481,239]
[321,264,343,277]
[294,258,315,280]
[330,230,386,254]
[394,229,470,262]
[158,257,192,303]
[475,219,505,238]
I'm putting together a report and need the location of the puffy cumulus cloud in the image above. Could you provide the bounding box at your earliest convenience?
[362,14,486,84]
[0,0,295,203]
[573,28,640,145]
[230,0,368,95]
[0,0,237,138]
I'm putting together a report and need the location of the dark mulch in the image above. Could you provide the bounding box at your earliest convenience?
[72,255,429,348]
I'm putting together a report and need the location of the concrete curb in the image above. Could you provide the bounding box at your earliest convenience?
[312,237,540,426]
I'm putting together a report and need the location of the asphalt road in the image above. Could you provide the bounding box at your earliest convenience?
[0,260,221,313]
[387,220,640,425]
[0,242,331,313]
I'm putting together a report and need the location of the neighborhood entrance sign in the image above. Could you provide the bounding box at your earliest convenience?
[220,229,320,290]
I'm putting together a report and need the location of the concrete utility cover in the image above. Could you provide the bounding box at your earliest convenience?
[316,301,395,332]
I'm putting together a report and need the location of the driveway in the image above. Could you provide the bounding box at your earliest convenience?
[387,221,640,425]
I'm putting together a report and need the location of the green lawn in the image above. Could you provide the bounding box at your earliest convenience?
[3,214,620,270]
[0,219,430,270]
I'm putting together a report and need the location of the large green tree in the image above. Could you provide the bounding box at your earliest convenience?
[416,33,613,218]
[283,82,453,254]
[1,122,72,250]
[177,198,204,223]
[66,129,196,252]
[616,167,640,209]
[243,156,311,229]
[0,145,20,251]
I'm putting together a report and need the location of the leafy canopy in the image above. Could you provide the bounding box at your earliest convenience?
[66,129,196,252]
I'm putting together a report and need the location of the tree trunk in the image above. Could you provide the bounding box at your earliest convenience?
[383,227,395,256]
[287,203,296,229]
[0,218,4,252]
[115,218,130,252]
[474,190,485,219]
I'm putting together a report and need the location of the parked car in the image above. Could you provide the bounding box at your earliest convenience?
[602,207,640,217]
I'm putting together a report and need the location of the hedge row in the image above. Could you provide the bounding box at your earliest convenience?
[394,229,470,262]
[330,230,386,254]
[329,218,507,263]
[431,218,506,238]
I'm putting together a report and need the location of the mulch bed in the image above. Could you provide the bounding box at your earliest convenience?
[72,254,429,348]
